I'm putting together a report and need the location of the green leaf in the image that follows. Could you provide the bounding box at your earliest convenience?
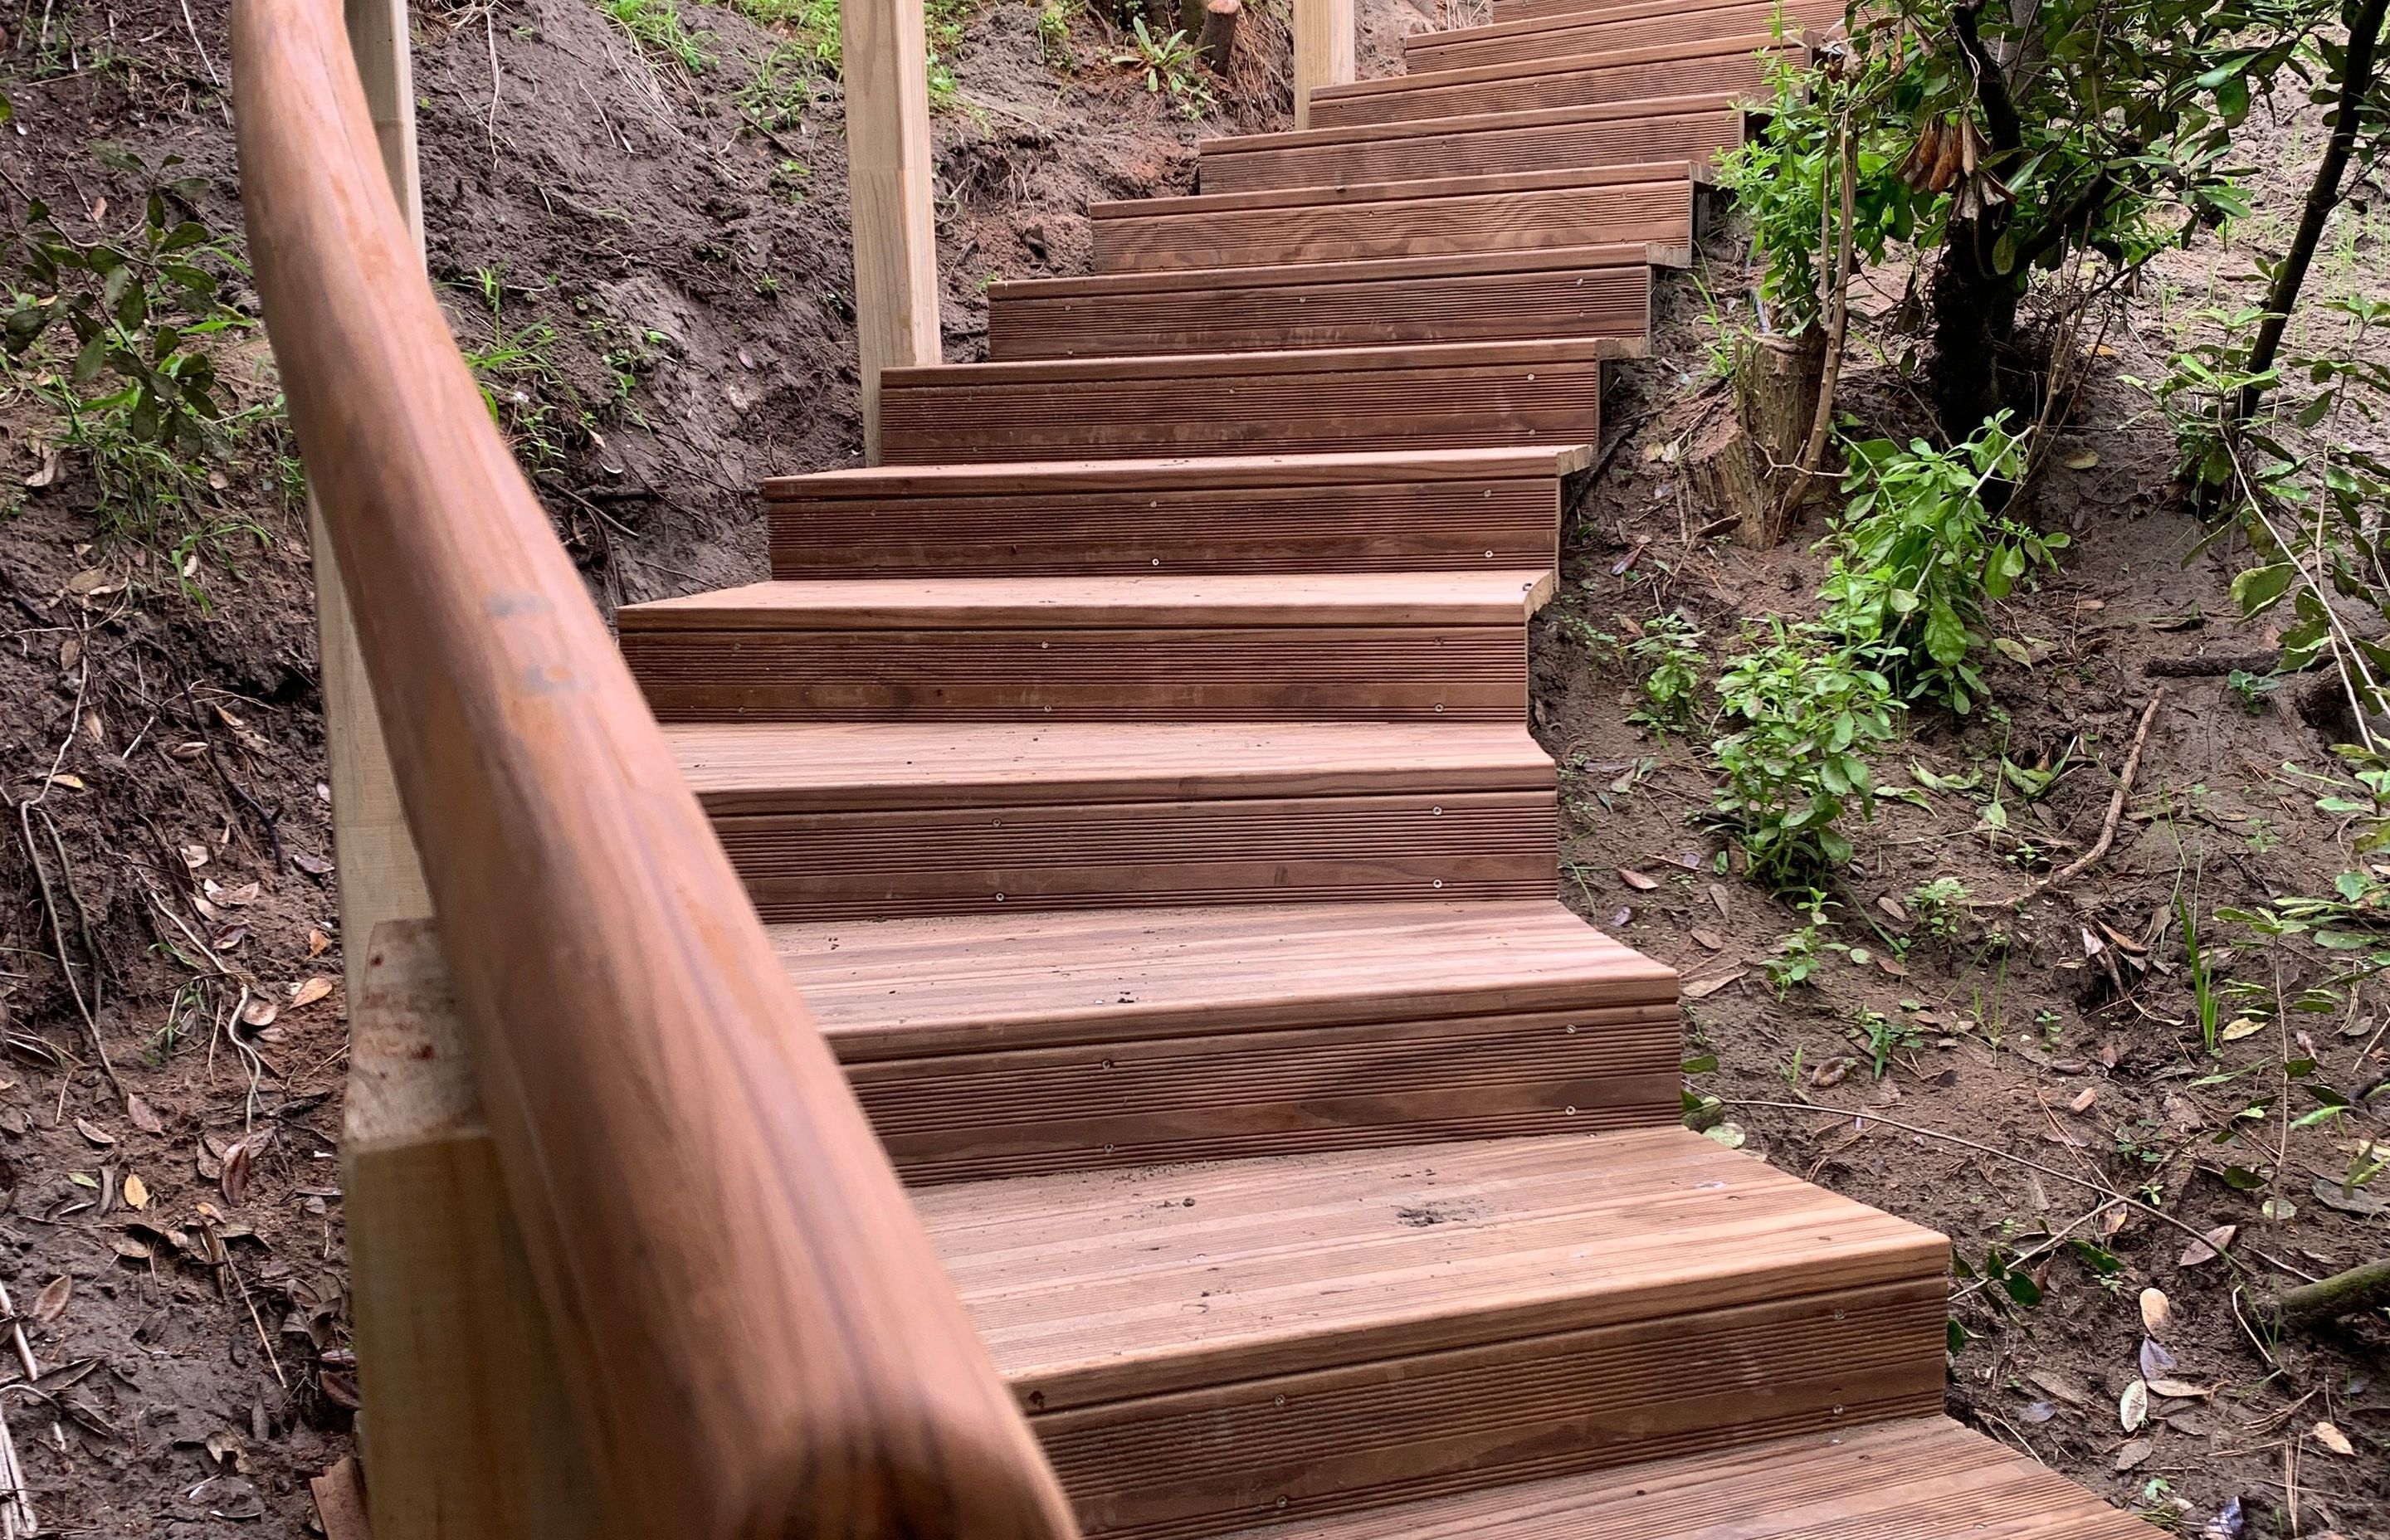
[71,329,107,385]
[2230,562,2299,616]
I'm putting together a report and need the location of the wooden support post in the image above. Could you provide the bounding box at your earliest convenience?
[344,920,603,1540]
[324,0,432,1005]
[841,0,942,465]
[1290,0,1353,131]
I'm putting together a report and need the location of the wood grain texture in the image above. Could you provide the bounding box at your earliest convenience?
[1291,0,1354,128]
[1089,166,1693,272]
[343,920,605,1540]
[990,247,1651,358]
[1406,0,1841,71]
[1309,36,1795,128]
[1203,1417,2158,1539]
[874,340,1620,462]
[1492,0,1724,19]
[772,899,1678,1057]
[763,448,1569,578]
[839,0,940,461]
[232,4,1074,1535]
[1197,97,1745,194]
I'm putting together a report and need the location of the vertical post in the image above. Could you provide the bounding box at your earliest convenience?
[1291,0,1354,130]
[841,0,941,465]
[325,0,432,1004]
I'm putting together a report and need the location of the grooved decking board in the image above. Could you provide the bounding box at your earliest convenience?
[1204,1418,2155,1540]
[917,1131,1948,1535]
[1494,0,1726,21]
[848,1003,1680,1182]
[1198,96,1744,194]
[876,340,1622,462]
[1309,37,1795,128]
[771,899,1679,1059]
[619,573,1553,722]
[761,448,1578,578]
[989,246,1653,359]
[1407,0,1840,71]
[1087,166,1692,273]
[669,722,1556,813]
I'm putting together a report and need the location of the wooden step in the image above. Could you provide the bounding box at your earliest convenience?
[917,1129,1949,1537]
[670,721,1559,923]
[1407,0,1839,72]
[1088,165,1695,273]
[1494,0,1714,21]
[1205,1418,2153,1540]
[761,448,1587,579]
[990,246,1658,361]
[620,570,1554,722]
[878,339,1625,464]
[1309,36,1795,129]
[1198,95,1746,195]
[778,899,1680,1182]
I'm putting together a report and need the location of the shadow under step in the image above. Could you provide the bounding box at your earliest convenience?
[1205,1417,2152,1540]
[669,719,1560,922]
[619,569,1553,721]
[877,339,1628,464]
[761,447,1587,578]
[915,1128,1949,1538]
[778,897,1680,1182]
[1407,0,1841,73]
[1197,93,1746,195]
[1309,35,1797,129]
[1088,164,1697,273]
[990,246,1666,360]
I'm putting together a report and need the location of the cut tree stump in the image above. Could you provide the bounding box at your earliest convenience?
[1681,329,1823,547]
[1199,0,1241,71]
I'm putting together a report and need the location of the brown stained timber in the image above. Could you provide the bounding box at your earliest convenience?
[872,340,1625,463]
[230,1,1075,1535]
[1307,36,1797,129]
[762,448,1579,578]
[988,246,1653,359]
[1491,0,1722,20]
[1197,96,1746,194]
[1086,166,1695,272]
[1406,0,1842,71]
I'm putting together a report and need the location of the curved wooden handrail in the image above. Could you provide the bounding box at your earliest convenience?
[230,4,1078,1535]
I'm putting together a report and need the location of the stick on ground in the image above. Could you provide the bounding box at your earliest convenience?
[2033,688,2166,898]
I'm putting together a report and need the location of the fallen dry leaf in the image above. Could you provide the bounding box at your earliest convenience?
[126,1094,164,1135]
[122,1172,149,1209]
[2145,1377,2212,1401]
[2068,1085,2099,1114]
[2119,1379,2149,1431]
[2312,1421,2353,1457]
[305,928,332,958]
[290,977,334,1010]
[290,850,334,876]
[2114,1438,2154,1472]
[2062,447,2100,470]
[1618,869,1659,891]
[220,1138,254,1206]
[2139,1286,2172,1338]
[239,997,279,1030]
[2179,1223,2236,1267]
[74,1117,115,1148]
[32,1274,70,1324]
[1690,928,1725,951]
[1706,883,1731,919]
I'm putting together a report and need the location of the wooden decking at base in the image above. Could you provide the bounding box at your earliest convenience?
[613,2,2149,1532]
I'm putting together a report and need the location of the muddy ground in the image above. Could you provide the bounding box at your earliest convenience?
[0,0,2380,1534]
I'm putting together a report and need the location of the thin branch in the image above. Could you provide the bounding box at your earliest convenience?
[2032,688,2164,896]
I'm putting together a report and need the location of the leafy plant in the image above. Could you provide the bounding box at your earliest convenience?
[1708,622,1901,886]
[1853,1006,1923,1077]
[1112,17,1211,115]
[1818,416,2066,714]
[601,0,714,72]
[1624,611,1705,736]
[1909,876,1969,942]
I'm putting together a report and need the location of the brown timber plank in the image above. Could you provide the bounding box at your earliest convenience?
[875,340,1622,463]
[1202,1418,2156,1540]
[762,447,1580,578]
[1088,166,1692,272]
[1492,0,1721,19]
[1407,0,1839,71]
[988,246,1654,359]
[917,1130,1948,1536]
[618,572,1552,722]
[1308,36,1795,128]
[1197,96,1744,194]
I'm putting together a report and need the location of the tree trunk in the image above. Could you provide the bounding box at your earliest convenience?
[1927,217,2021,440]
[1197,0,1240,71]
[1684,330,1826,547]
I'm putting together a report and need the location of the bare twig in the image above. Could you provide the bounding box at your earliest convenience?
[2031,689,2165,897]
[1778,110,1858,522]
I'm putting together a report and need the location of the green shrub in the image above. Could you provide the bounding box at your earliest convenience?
[1624,611,1705,736]
[1709,623,1900,886]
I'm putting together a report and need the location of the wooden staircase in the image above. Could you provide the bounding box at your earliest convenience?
[610,6,2147,1535]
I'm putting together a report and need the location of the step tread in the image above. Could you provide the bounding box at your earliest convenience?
[1089,162,1695,220]
[1199,92,1743,156]
[668,721,1554,814]
[988,244,1659,301]
[772,899,1674,1057]
[1314,32,1784,100]
[620,571,1557,630]
[762,446,1593,500]
[1204,1418,2151,1540]
[1408,0,1836,67]
[915,1128,1946,1411]
[880,335,1634,386]
[1420,0,1815,48]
